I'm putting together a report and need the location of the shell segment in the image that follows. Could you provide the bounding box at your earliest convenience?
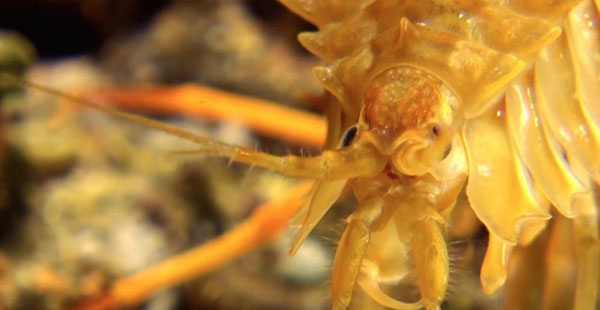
[278,0,593,238]
[536,33,600,183]
[279,0,599,305]
[463,103,551,244]
[280,0,564,119]
[565,1,600,137]
[505,72,587,218]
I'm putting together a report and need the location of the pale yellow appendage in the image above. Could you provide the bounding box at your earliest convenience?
[357,272,422,310]
[410,219,448,310]
[290,178,347,254]
[357,221,421,310]
[1,75,386,309]
[348,201,449,310]
[331,197,385,310]
[2,75,386,181]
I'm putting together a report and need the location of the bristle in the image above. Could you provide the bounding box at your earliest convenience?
[444,238,487,306]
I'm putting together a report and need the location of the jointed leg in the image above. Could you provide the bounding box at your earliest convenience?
[331,197,385,310]
[410,219,449,310]
[356,222,422,310]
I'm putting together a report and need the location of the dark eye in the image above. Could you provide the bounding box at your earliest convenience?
[340,125,358,147]
[432,124,440,136]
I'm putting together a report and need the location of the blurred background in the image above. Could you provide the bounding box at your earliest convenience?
[0,1,342,309]
[0,1,491,309]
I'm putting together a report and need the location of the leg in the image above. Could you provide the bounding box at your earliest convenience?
[331,197,385,310]
[356,220,422,310]
[410,219,449,310]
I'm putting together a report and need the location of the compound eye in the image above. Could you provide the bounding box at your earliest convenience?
[432,124,441,136]
[340,125,358,147]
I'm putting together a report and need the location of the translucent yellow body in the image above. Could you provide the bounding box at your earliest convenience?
[3,0,600,309]
[277,0,600,309]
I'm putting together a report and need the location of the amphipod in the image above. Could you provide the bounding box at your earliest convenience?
[276,0,600,309]
[4,0,599,309]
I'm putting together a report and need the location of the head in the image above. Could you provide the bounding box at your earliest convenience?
[352,66,459,177]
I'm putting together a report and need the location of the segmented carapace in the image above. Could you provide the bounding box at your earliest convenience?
[3,0,600,309]
[275,0,600,309]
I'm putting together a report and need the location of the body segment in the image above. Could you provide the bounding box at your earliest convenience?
[2,0,599,309]
[278,0,600,308]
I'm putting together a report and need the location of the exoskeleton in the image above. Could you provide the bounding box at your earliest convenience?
[274,0,600,309]
[4,1,600,309]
